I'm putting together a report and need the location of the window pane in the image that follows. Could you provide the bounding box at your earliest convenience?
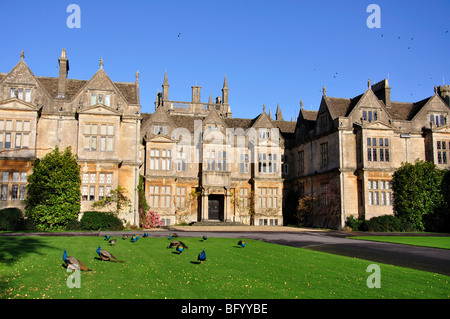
[5,120,12,130]
[20,172,27,182]
[25,89,31,102]
[12,172,19,182]
[15,133,21,148]
[90,173,96,183]
[91,136,97,151]
[23,121,30,132]
[11,185,18,200]
[100,137,106,151]
[105,95,110,107]
[107,137,113,151]
[107,125,114,135]
[22,134,29,148]
[84,124,90,135]
[91,94,97,105]
[5,133,11,148]
[16,121,23,131]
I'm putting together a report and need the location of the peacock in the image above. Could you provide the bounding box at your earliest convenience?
[202,235,207,241]
[131,235,139,243]
[168,233,178,240]
[178,240,188,249]
[238,240,246,248]
[197,249,206,264]
[143,232,148,237]
[63,249,91,271]
[105,235,110,241]
[109,239,117,246]
[96,246,124,262]
[176,244,184,254]
[167,240,180,249]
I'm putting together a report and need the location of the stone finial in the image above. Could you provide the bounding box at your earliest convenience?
[322,85,326,96]
[223,75,228,89]
[100,57,104,68]
[20,50,25,60]
[368,78,371,89]
[136,70,140,80]
[300,100,304,109]
[434,85,437,94]
[61,48,67,59]
[263,104,266,113]
[163,70,168,85]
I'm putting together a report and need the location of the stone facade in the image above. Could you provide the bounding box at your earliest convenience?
[1,51,449,229]
[0,50,142,224]
[289,80,450,228]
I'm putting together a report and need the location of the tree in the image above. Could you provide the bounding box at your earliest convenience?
[392,160,446,231]
[91,185,131,216]
[25,146,81,231]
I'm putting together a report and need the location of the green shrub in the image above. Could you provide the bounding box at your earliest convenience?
[366,215,416,232]
[0,208,24,231]
[80,211,124,231]
[345,215,366,231]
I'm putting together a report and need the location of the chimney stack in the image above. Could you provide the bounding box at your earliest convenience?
[372,79,391,108]
[57,49,69,98]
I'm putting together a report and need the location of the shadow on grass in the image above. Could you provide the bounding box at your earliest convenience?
[0,237,56,266]
[0,237,58,298]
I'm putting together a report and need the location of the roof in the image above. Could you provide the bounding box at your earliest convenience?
[384,98,431,121]
[325,94,363,119]
[34,76,138,105]
[141,112,296,136]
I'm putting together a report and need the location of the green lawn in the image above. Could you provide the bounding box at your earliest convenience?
[0,236,448,299]
[349,236,450,250]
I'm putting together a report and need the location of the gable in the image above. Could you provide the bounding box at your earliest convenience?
[362,120,394,131]
[78,104,121,116]
[73,68,131,110]
[0,60,52,101]
[0,98,41,112]
[411,94,450,122]
[252,112,274,129]
[203,108,227,130]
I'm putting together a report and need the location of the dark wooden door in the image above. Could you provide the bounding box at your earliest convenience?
[208,199,220,220]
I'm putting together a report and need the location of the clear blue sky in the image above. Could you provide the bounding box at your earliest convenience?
[0,0,449,120]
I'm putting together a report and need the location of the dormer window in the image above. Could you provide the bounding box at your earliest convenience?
[258,129,270,139]
[430,114,446,126]
[90,93,111,107]
[10,88,31,102]
[154,125,167,135]
[363,110,377,122]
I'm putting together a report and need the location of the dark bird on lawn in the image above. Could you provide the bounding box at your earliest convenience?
[122,234,128,240]
[143,232,148,237]
[238,240,246,248]
[105,235,110,241]
[176,244,184,254]
[167,240,180,248]
[63,249,91,271]
[131,235,139,243]
[96,246,124,262]
[168,233,178,239]
[179,240,188,249]
[109,239,117,246]
[197,249,206,264]
[203,235,207,241]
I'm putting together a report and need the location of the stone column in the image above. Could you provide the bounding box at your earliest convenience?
[201,188,209,221]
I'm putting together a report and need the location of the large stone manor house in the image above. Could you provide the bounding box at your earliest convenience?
[1,50,449,228]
